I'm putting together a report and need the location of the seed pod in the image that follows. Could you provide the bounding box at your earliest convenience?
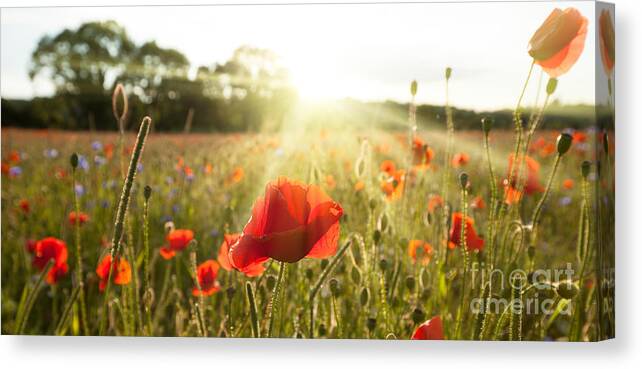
[459,172,469,190]
[366,317,377,332]
[379,258,388,272]
[410,80,418,97]
[445,67,452,80]
[329,278,341,296]
[556,133,573,155]
[266,275,277,291]
[226,286,236,300]
[351,266,362,285]
[369,198,378,211]
[555,280,579,299]
[581,161,591,179]
[412,308,425,325]
[373,229,382,245]
[405,276,416,292]
[377,212,389,232]
[70,153,79,169]
[481,117,493,134]
[305,267,314,281]
[144,185,152,200]
[360,287,370,306]
[546,78,558,95]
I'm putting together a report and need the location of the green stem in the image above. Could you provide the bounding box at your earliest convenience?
[55,285,81,335]
[99,116,151,336]
[530,154,562,247]
[246,281,260,338]
[16,260,53,334]
[267,261,286,338]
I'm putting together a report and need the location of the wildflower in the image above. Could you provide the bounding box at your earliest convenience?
[427,194,444,213]
[77,155,89,172]
[94,155,107,166]
[381,170,405,201]
[160,229,194,260]
[103,143,115,159]
[228,167,244,184]
[68,211,89,226]
[503,184,523,205]
[599,9,615,75]
[559,196,572,206]
[30,237,69,285]
[229,177,343,274]
[452,152,470,167]
[411,316,444,340]
[562,178,575,190]
[193,260,221,296]
[325,175,336,190]
[9,150,20,163]
[528,8,588,77]
[471,195,486,210]
[203,163,213,174]
[9,166,22,177]
[19,199,30,214]
[96,254,132,291]
[572,131,588,144]
[507,154,544,195]
[74,184,85,197]
[44,148,59,159]
[448,212,484,252]
[354,180,365,192]
[91,140,103,151]
[408,240,433,266]
[412,137,434,170]
[380,160,396,176]
[137,162,143,173]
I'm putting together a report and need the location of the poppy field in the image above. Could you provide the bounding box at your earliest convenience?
[0,5,615,341]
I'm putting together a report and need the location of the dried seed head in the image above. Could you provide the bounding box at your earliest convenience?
[329,278,340,295]
[556,133,573,155]
[546,78,558,95]
[581,161,591,179]
[410,80,418,97]
[70,153,79,169]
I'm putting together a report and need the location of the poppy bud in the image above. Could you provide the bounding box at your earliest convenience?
[144,185,152,200]
[412,307,426,325]
[366,317,377,332]
[320,259,329,270]
[360,287,370,306]
[379,258,388,271]
[405,276,416,292]
[351,266,362,285]
[581,161,591,179]
[459,172,469,190]
[318,323,327,336]
[226,286,236,300]
[305,267,314,281]
[266,275,277,291]
[373,229,381,245]
[411,80,418,97]
[70,153,79,169]
[546,78,558,95]
[378,212,389,232]
[445,67,452,80]
[481,117,493,134]
[329,278,340,295]
[556,133,573,155]
[555,280,579,299]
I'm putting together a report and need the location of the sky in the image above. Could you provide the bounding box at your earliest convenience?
[1,1,597,110]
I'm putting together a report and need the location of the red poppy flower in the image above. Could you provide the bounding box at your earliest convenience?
[411,316,444,340]
[599,9,615,75]
[539,142,556,158]
[507,154,544,195]
[193,260,221,296]
[448,212,484,252]
[411,137,435,170]
[103,143,115,159]
[528,8,588,77]
[381,170,405,201]
[160,229,194,260]
[471,195,486,210]
[562,178,575,190]
[96,254,132,291]
[572,131,588,144]
[68,211,89,226]
[408,240,433,266]
[503,184,523,206]
[354,180,365,192]
[380,160,396,176]
[427,194,444,213]
[9,150,20,163]
[218,233,266,277]
[19,199,30,214]
[229,177,343,274]
[228,167,244,184]
[325,175,336,190]
[30,237,69,285]
[452,152,470,167]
